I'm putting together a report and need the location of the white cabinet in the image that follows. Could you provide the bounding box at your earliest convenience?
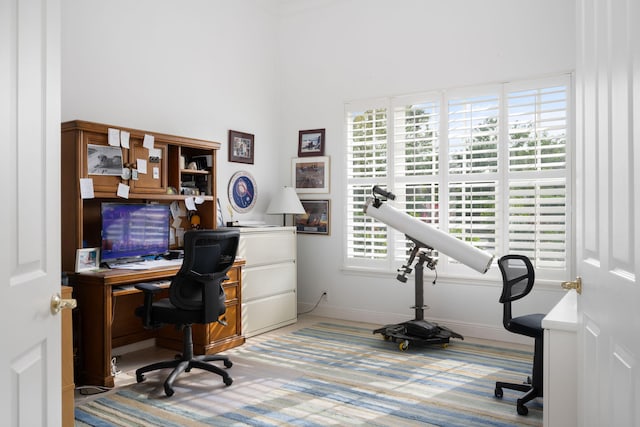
[237,227,297,337]
[542,290,578,427]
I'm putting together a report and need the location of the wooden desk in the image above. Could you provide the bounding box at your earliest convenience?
[61,285,75,427]
[69,261,244,388]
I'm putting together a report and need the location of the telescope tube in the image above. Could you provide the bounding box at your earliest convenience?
[364,197,494,274]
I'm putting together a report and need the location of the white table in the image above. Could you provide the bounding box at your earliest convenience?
[542,290,578,427]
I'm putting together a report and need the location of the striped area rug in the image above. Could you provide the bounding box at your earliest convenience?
[75,322,542,426]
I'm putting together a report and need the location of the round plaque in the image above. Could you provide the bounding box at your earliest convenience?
[228,171,257,213]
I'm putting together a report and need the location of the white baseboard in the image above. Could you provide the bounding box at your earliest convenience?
[298,303,533,346]
[112,338,155,356]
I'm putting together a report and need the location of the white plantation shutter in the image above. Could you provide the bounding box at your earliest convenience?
[392,182,440,261]
[346,104,389,262]
[505,78,569,277]
[507,84,568,172]
[394,99,440,177]
[508,180,567,269]
[447,181,498,255]
[391,97,441,259]
[344,75,571,279]
[448,94,499,174]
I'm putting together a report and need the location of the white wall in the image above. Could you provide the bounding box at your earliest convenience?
[276,0,576,343]
[61,0,285,219]
[61,0,576,344]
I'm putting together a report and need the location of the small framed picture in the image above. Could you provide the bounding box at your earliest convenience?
[292,156,330,193]
[298,129,325,157]
[228,130,255,164]
[75,247,100,272]
[295,200,330,235]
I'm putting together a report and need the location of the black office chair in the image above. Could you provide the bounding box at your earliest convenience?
[134,229,240,397]
[494,254,544,416]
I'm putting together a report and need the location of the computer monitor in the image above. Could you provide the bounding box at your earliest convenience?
[100,202,170,263]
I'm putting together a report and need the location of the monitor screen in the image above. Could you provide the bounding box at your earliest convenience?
[101,203,170,262]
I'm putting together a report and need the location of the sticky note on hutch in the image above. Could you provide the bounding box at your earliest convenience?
[108,128,120,146]
[143,134,155,149]
[137,159,147,174]
[117,183,130,199]
[120,130,130,148]
[79,178,94,199]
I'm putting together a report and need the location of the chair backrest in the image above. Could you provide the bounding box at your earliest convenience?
[497,254,535,326]
[169,229,240,315]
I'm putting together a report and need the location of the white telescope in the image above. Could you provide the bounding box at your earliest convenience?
[364,192,494,274]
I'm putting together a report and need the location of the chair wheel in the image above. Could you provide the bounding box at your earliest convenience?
[224,360,233,368]
[164,385,175,397]
[494,387,503,398]
[399,340,409,351]
[517,404,528,416]
[223,376,233,386]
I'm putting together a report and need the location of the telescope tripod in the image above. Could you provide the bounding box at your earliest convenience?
[373,243,463,351]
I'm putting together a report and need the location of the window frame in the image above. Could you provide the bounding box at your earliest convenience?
[343,75,573,283]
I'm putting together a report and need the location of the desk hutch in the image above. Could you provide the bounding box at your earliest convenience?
[61,120,245,387]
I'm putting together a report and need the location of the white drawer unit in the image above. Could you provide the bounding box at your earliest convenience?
[236,226,297,337]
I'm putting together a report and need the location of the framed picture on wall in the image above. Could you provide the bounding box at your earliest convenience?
[295,199,330,235]
[228,130,254,164]
[292,156,330,193]
[298,129,325,157]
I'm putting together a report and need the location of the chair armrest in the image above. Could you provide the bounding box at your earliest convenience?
[135,283,163,293]
[135,283,164,329]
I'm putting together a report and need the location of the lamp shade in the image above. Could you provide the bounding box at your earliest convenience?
[266,186,305,215]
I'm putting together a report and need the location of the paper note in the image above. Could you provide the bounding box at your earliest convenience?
[143,134,155,149]
[148,147,162,160]
[184,196,196,211]
[137,159,147,174]
[194,196,204,204]
[79,178,94,199]
[120,130,130,148]
[108,128,120,146]
[117,183,130,199]
[175,227,185,246]
[169,228,175,245]
[153,167,159,179]
[172,217,182,228]
[170,201,181,219]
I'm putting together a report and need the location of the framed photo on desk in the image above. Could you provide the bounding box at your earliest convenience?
[76,247,100,272]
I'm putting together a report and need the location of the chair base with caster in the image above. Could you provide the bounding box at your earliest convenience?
[494,327,543,415]
[135,324,233,397]
[495,377,540,416]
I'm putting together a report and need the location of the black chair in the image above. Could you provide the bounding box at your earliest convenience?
[494,254,544,416]
[134,229,240,397]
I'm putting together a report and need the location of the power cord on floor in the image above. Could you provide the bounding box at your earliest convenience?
[111,356,121,376]
[298,291,327,315]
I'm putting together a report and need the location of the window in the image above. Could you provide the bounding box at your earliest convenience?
[345,76,571,280]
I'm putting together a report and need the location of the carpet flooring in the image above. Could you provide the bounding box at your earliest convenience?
[75,321,542,426]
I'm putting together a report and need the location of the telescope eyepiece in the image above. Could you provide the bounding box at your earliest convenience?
[372,185,396,200]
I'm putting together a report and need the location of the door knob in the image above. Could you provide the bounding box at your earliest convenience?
[51,293,77,315]
[561,277,582,294]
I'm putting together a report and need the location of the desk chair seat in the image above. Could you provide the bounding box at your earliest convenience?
[494,254,544,416]
[134,229,240,397]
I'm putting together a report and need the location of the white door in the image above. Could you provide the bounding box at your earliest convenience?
[576,0,640,425]
[0,0,62,425]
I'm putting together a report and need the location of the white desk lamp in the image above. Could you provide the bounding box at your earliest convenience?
[266,186,305,226]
